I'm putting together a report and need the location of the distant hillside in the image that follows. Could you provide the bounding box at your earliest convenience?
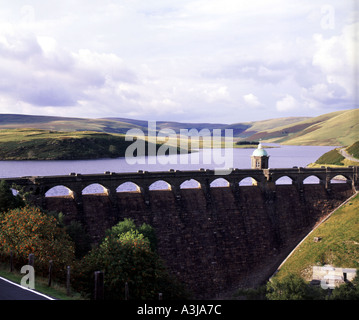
[0,108,357,146]
[0,114,145,134]
[0,113,309,138]
[245,109,359,146]
[0,129,169,160]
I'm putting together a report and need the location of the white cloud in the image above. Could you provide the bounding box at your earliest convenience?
[0,0,356,122]
[243,94,262,108]
[276,94,301,112]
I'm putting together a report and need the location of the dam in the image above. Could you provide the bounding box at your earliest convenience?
[4,162,358,298]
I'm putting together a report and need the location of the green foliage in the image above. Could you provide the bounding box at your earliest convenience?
[106,218,158,252]
[0,180,24,213]
[346,140,359,159]
[266,274,326,300]
[72,229,188,300]
[331,270,359,300]
[235,141,259,146]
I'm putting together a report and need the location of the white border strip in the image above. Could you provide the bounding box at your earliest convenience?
[0,276,56,300]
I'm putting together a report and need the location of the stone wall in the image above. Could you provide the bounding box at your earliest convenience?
[45,182,354,298]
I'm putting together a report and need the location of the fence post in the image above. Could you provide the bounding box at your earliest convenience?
[66,266,71,296]
[125,282,129,300]
[94,271,104,300]
[28,253,34,267]
[10,251,14,272]
[48,260,53,287]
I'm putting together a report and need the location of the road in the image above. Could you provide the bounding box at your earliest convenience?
[339,147,359,163]
[0,277,54,300]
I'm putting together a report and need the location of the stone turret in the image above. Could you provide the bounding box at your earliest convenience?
[251,142,269,169]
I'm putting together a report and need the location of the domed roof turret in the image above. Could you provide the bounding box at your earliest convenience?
[252,142,268,157]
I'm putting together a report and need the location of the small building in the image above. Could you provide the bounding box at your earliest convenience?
[311,265,357,289]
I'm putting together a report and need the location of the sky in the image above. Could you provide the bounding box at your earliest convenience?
[0,0,357,124]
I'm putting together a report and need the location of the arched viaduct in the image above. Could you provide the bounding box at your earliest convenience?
[4,166,358,205]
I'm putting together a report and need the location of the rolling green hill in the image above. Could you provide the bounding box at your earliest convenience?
[245,109,359,146]
[0,113,309,138]
[0,108,357,146]
[0,129,171,160]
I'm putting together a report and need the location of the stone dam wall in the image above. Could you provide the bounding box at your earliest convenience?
[44,182,355,298]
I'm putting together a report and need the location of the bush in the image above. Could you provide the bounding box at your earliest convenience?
[73,225,188,300]
[0,205,75,276]
[331,270,359,300]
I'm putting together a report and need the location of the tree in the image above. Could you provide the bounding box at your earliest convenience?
[73,223,188,300]
[0,205,75,274]
[106,218,158,252]
[266,274,325,300]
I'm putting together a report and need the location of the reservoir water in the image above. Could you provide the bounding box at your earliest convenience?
[0,145,340,195]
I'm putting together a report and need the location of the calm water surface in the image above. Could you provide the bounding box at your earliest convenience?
[0,145,339,195]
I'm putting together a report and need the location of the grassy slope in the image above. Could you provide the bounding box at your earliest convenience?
[346,141,359,159]
[0,128,169,160]
[245,109,358,146]
[279,109,359,146]
[273,192,359,282]
[308,140,359,167]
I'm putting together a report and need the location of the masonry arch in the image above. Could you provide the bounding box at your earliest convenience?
[303,175,321,184]
[180,179,201,189]
[82,183,109,195]
[275,176,294,185]
[116,181,142,192]
[330,174,349,184]
[45,185,73,197]
[149,180,172,190]
[238,176,258,186]
[210,178,229,188]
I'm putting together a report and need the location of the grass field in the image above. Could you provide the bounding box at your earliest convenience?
[0,262,83,300]
[272,192,359,282]
[0,128,172,160]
